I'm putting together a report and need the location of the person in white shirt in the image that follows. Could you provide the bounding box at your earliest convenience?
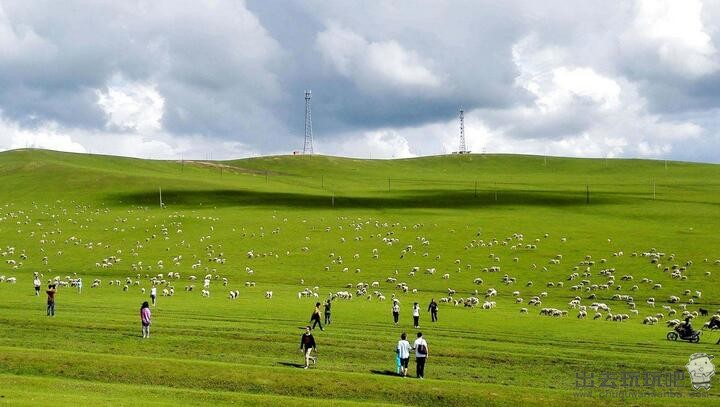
[150,286,157,306]
[396,332,411,377]
[392,300,400,325]
[413,332,429,379]
[33,275,42,296]
[412,302,420,328]
[77,278,83,294]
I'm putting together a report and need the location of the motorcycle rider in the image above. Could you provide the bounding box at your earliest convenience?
[681,316,694,337]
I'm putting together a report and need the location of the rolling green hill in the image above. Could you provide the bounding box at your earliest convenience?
[0,149,719,406]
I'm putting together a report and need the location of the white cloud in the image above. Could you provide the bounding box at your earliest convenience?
[321,129,416,159]
[96,75,165,133]
[0,110,260,161]
[0,115,86,153]
[316,24,443,92]
[513,36,621,112]
[630,0,718,77]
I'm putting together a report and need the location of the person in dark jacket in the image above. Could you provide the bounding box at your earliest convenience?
[428,299,438,322]
[299,326,317,369]
[324,300,332,325]
[310,302,324,330]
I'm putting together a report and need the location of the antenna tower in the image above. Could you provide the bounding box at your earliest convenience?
[459,108,468,153]
[303,90,314,154]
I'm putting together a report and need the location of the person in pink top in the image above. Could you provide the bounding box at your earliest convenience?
[140,301,152,338]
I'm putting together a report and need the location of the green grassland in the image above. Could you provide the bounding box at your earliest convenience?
[0,149,719,406]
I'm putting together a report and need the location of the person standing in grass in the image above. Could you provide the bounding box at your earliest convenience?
[412,302,420,328]
[396,332,411,377]
[310,302,324,330]
[77,278,83,294]
[392,300,400,326]
[413,332,429,379]
[150,286,157,307]
[299,326,317,369]
[428,298,438,323]
[46,284,56,316]
[324,299,332,325]
[33,274,41,296]
[140,301,152,338]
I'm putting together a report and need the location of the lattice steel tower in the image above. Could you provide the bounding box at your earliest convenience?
[459,108,467,153]
[303,90,314,154]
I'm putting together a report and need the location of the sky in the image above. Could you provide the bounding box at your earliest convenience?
[0,0,719,162]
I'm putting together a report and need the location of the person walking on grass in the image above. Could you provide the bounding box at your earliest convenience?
[77,277,83,294]
[33,274,41,296]
[310,302,324,330]
[324,299,332,325]
[396,332,411,377]
[140,301,152,338]
[428,298,438,323]
[412,302,420,328]
[413,332,429,379]
[46,284,56,316]
[392,300,400,326]
[299,326,317,369]
[150,286,157,307]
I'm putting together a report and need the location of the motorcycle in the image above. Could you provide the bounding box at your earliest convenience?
[667,326,701,343]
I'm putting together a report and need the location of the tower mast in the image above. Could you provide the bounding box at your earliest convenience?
[459,108,468,153]
[303,90,314,154]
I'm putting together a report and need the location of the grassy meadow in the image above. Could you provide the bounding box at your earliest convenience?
[1,149,719,406]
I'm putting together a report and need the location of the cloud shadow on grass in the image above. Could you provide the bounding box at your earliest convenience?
[108,188,630,210]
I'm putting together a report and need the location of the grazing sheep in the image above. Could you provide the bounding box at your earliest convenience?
[666,319,681,328]
[265,291,273,299]
[643,316,659,325]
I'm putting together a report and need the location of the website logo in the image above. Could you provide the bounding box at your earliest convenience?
[686,353,715,391]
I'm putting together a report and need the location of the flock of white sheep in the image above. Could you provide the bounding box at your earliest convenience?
[2,201,720,336]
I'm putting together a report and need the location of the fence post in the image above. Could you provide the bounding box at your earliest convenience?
[586,185,590,204]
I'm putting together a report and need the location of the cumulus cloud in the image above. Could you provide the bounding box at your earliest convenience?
[629,0,718,77]
[96,76,165,133]
[0,1,718,162]
[0,116,86,154]
[316,24,443,93]
[322,130,415,159]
